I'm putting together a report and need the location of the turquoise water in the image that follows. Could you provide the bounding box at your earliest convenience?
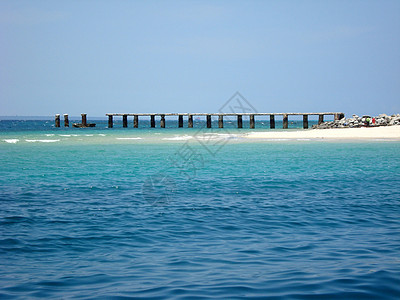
[1,120,400,299]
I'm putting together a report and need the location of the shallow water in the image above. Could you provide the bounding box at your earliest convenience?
[1,121,400,299]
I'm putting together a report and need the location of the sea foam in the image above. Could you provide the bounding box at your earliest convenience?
[3,139,19,144]
[25,139,60,143]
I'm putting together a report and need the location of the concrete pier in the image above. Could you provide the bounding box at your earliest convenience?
[63,114,69,127]
[318,114,324,125]
[218,115,223,128]
[283,114,288,129]
[334,113,345,121]
[237,115,243,128]
[303,115,308,129]
[56,113,95,128]
[188,115,193,128]
[178,115,183,128]
[81,114,87,127]
[55,114,60,127]
[270,115,275,129]
[250,115,255,129]
[160,114,165,128]
[104,112,344,129]
[207,115,212,128]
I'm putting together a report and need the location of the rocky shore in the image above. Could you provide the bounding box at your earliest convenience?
[312,114,400,129]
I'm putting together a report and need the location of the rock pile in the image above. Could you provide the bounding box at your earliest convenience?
[312,114,400,129]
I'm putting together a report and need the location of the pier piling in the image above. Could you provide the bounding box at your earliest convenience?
[122,115,127,128]
[318,114,324,125]
[160,114,166,128]
[104,112,344,130]
[270,115,275,129]
[283,114,288,129]
[188,115,193,128]
[55,114,60,127]
[303,115,308,129]
[81,114,87,127]
[63,114,69,127]
[237,115,243,128]
[250,115,255,129]
[207,115,212,128]
[218,115,223,128]
[334,113,345,121]
[178,115,183,128]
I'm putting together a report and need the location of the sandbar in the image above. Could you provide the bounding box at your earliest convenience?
[246,126,400,140]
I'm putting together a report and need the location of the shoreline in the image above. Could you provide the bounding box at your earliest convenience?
[246,125,400,140]
[1,125,400,145]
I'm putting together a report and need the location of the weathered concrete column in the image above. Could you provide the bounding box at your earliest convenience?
[122,114,127,128]
[134,115,138,128]
[178,115,183,128]
[303,115,308,129]
[55,114,60,127]
[108,115,113,128]
[318,114,324,125]
[63,114,69,127]
[188,115,193,128]
[270,115,275,129]
[334,113,339,121]
[150,115,155,128]
[206,115,212,128]
[218,115,223,128]
[237,115,243,128]
[81,113,87,127]
[160,114,165,128]
[283,114,288,129]
[250,115,255,129]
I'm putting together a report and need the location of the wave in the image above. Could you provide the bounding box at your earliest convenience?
[25,139,60,143]
[2,139,19,143]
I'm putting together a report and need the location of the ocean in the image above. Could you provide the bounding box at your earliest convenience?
[1,119,400,299]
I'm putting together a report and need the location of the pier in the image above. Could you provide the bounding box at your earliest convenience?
[55,113,96,128]
[104,113,345,129]
[55,112,345,129]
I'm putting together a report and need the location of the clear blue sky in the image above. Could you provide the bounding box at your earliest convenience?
[1,0,399,117]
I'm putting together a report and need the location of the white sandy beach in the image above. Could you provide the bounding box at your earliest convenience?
[246,125,400,140]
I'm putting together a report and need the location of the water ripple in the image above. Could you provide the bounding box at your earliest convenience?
[1,140,400,298]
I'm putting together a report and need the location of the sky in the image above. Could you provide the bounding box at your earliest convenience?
[1,0,399,117]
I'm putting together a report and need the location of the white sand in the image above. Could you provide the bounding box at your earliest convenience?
[246,126,400,140]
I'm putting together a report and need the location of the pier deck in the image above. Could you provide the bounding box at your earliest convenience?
[104,112,345,129]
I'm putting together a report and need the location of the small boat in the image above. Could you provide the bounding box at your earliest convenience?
[72,123,96,128]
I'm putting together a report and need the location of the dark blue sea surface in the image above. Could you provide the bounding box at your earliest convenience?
[1,121,400,299]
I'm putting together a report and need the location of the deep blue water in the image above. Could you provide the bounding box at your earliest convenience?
[1,120,400,299]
